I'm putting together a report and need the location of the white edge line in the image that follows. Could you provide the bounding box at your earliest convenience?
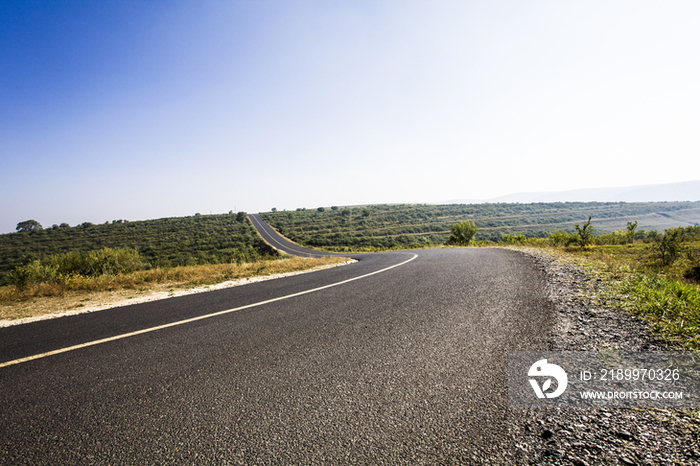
[0,253,418,369]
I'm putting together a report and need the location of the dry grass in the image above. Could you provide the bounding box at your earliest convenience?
[0,256,350,323]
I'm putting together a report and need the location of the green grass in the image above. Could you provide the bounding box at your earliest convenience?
[620,273,700,349]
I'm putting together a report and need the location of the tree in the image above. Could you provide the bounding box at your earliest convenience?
[651,228,684,267]
[574,215,594,247]
[16,220,43,232]
[236,212,247,223]
[447,220,477,246]
[626,220,638,243]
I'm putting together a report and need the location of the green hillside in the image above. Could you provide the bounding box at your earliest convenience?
[260,202,700,251]
[0,213,275,285]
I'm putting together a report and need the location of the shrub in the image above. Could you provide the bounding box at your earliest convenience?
[80,248,146,276]
[447,221,477,246]
[574,215,594,248]
[650,228,684,267]
[594,231,629,246]
[9,247,147,289]
[9,261,60,290]
[548,230,573,247]
[500,233,526,245]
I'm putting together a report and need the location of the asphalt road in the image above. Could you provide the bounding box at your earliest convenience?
[0,218,556,465]
[249,213,333,258]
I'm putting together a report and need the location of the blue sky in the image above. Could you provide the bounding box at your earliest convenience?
[1,1,699,233]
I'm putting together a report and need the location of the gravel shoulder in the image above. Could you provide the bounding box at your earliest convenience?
[506,247,700,466]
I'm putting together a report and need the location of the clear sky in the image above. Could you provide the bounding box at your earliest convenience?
[1,1,699,233]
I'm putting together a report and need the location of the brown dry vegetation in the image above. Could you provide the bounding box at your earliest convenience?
[0,256,349,323]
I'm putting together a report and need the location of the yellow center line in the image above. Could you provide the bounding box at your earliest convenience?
[250,214,327,258]
[0,253,418,369]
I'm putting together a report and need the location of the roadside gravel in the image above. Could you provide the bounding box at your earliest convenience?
[506,247,700,466]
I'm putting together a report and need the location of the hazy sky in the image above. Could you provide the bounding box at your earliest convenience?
[2,1,699,233]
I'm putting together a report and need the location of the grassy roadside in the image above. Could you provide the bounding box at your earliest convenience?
[512,243,700,350]
[0,255,350,323]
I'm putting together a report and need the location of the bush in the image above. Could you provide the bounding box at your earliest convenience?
[447,221,477,246]
[500,233,526,245]
[9,247,147,289]
[9,261,60,290]
[548,230,574,247]
[594,231,629,246]
[81,248,146,276]
[650,228,684,267]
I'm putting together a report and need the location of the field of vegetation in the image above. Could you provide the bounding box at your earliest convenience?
[259,201,700,251]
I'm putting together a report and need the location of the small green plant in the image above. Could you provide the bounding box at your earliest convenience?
[574,215,594,248]
[447,221,477,246]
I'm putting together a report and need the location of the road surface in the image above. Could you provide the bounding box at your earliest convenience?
[0,217,556,464]
[249,213,334,258]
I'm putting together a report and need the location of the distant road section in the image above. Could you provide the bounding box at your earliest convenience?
[249,213,332,258]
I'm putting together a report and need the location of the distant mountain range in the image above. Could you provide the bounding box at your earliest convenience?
[444,180,700,204]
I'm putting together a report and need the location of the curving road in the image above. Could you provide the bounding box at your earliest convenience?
[249,213,335,258]
[0,216,557,464]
